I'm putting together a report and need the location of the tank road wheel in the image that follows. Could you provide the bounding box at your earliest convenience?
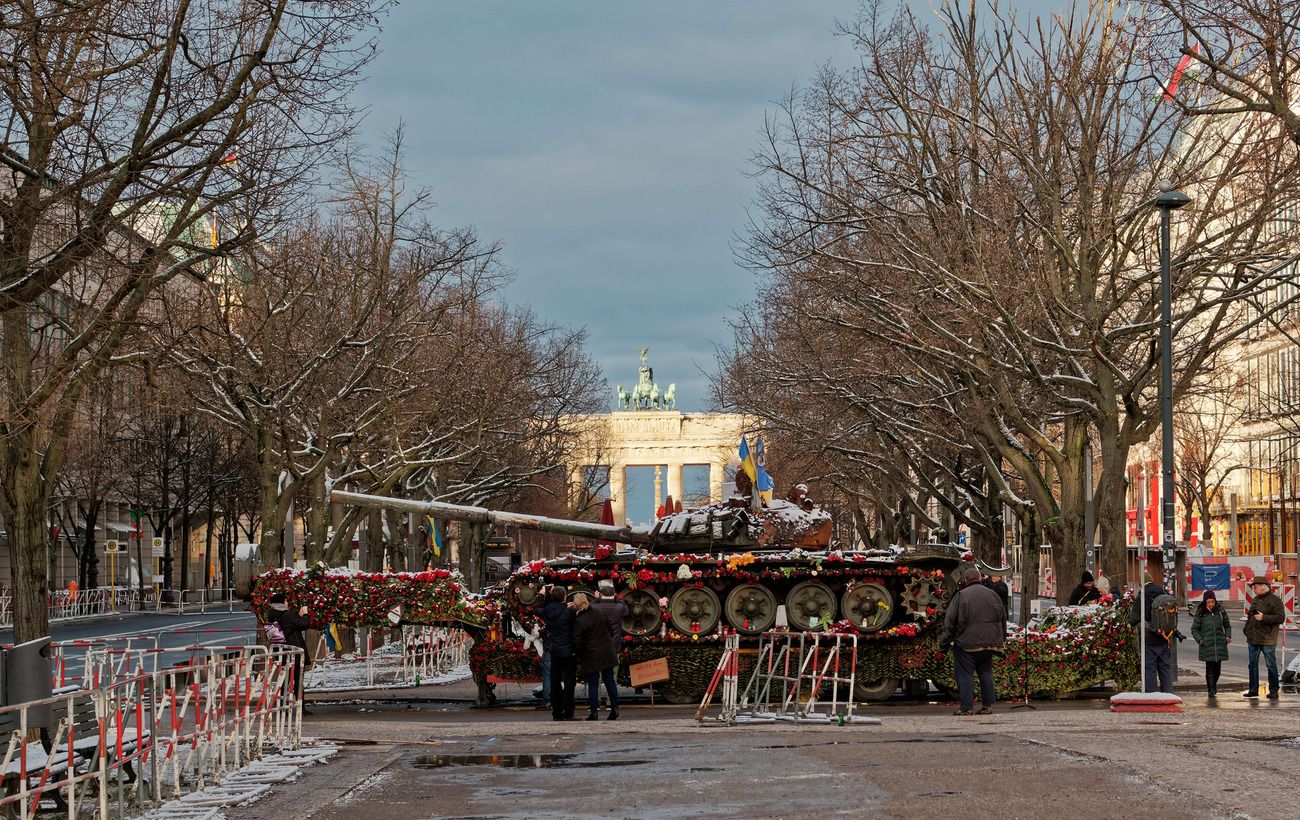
[854,677,900,702]
[901,576,943,619]
[724,584,778,634]
[785,581,837,631]
[622,589,663,637]
[840,582,894,634]
[668,587,722,635]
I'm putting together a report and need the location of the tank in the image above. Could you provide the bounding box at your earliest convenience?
[326,488,998,703]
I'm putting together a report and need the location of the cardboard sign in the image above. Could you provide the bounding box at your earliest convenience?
[629,656,670,687]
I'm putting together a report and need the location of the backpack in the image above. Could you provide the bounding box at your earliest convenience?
[263,619,287,645]
[1149,593,1179,638]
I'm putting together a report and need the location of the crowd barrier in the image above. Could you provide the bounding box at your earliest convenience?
[0,644,302,819]
[305,625,471,690]
[0,588,164,629]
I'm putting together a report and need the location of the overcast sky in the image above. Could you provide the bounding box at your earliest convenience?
[352,1,865,412]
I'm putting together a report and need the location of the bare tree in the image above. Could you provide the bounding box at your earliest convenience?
[0,0,386,640]
[724,0,1300,600]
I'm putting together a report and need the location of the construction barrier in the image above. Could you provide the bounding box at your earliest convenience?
[698,631,865,726]
[0,644,302,819]
[0,587,163,628]
[305,625,472,691]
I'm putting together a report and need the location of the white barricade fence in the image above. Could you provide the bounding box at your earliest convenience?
[0,644,303,819]
[0,587,139,628]
[172,588,242,615]
[305,625,472,691]
[724,631,863,725]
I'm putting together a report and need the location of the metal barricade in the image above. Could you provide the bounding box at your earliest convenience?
[306,625,472,691]
[734,631,861,724]
[0,645,302,818]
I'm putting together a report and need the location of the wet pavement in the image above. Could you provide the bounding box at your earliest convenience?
[227,688,1297,819]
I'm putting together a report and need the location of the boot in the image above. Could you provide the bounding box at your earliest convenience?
[585,710,599,721]
[607,709,619,721]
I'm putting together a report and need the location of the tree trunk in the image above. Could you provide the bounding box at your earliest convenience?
[1095,431,1131,592]
[460,521,487,593]
[2,465,51,643]
[305,471,328,565]
[1020,506,1040,627]
[83,502,100,589]
[203,487,216,590]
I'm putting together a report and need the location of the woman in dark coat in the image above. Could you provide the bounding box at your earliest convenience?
[1191,590,1232,697]
[1066,571,1102,606]
[268,593,312,708]
[571,593,619,721]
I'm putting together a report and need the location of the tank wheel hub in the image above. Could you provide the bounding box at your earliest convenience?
[902,576,942,618]
[724,584,778,634]
[622,588,662,636]
[785,581,836,631]
[669,587,722,635]
[841,582,894,633]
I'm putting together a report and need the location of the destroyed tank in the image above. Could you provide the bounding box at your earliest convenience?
[328,487,984,702]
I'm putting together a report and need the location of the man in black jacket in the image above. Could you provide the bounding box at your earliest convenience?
[1128,573,1174,693]
[940,568,1007,716]
[540,585,577,720]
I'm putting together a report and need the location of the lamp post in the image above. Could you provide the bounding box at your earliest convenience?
[1155,185,1191,558]
[1139,184,1190,692]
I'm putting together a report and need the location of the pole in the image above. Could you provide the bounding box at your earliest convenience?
[1084,438,1095,575]
[1159,201,1176,559]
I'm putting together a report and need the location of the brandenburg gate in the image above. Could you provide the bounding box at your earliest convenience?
[570,349,750,525]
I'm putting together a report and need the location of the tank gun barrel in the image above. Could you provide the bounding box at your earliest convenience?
[330,490,653,545]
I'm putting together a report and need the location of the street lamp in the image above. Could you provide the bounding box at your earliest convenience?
[1139,183,1190,693]
[1155,184,1191,557]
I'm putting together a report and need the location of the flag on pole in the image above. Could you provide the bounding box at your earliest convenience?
[1163,43,1199,100]
[219,150,238,167]
[754,435,774,505]
[426,515,444,557]
[738,435,758,485]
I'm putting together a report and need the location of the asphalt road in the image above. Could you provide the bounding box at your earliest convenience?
[226,695,1299,820]
[1,606,256,685]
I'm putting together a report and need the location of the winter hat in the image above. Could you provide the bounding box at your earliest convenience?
[1250,576,1273,588]
[1081,570,1095,584]
[1202,590,1218,604]
[597,580,616,595]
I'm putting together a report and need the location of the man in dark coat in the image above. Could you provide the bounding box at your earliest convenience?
[1129,573,1173,693]
[983,574,1011,616]
[540,585,577,720]
[940,568,1007,715]
[1243,576,1286,699]
[1067,571,1102,606]
[592,581,630,654]
[268,593,312,708]
[572,593,620,720]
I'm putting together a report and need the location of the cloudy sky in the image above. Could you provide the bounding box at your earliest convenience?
[352,1,865,412]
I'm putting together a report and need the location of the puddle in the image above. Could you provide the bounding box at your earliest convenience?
[412,754,650,769]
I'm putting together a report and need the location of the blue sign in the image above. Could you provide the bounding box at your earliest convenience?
[1191,564,1231,591]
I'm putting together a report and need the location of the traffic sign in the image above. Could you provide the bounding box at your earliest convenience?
[104,539,120,553]
[151,537,165,557]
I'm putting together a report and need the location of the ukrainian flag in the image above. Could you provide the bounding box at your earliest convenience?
[754,435,774,505]
[426,515,445,558]
[739,435,758,485]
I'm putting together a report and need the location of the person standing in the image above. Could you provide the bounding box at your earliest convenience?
[983,574,1011,616]
[1129,572,1175,694]
[1243,576,1285,700]
[592,581,630,655]
[540,585,577,720]
[939,568,1007,716]
[267,593,312,711]
[572,593,620,721]
[1067,571,1102,606]
[1191,590,1231,698]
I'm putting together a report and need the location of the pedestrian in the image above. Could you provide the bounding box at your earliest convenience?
[592,580,630,655]
[572,593,620,721]
[1191,590,1231,698]
[1243,576,1285,700]
[983,574,1011,615]
[1129,571,1175,693]
[939,568,1007,716]
[540,584,577,720]
[1094,569,1112,598]
[266,593,312,712]
[1067,571,1102,606]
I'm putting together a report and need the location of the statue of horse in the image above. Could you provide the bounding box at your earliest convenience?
[663,383,676,409]
[629,382,648,409]
[650,384,660,408]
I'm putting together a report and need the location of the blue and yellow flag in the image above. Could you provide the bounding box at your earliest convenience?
[426,515,445,557]
[754,435,774,505]
[739,435,758,485]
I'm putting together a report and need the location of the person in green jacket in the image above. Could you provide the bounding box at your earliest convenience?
[1191,590,1231,698]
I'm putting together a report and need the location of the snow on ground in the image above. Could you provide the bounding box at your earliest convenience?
[141,742,338,819]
